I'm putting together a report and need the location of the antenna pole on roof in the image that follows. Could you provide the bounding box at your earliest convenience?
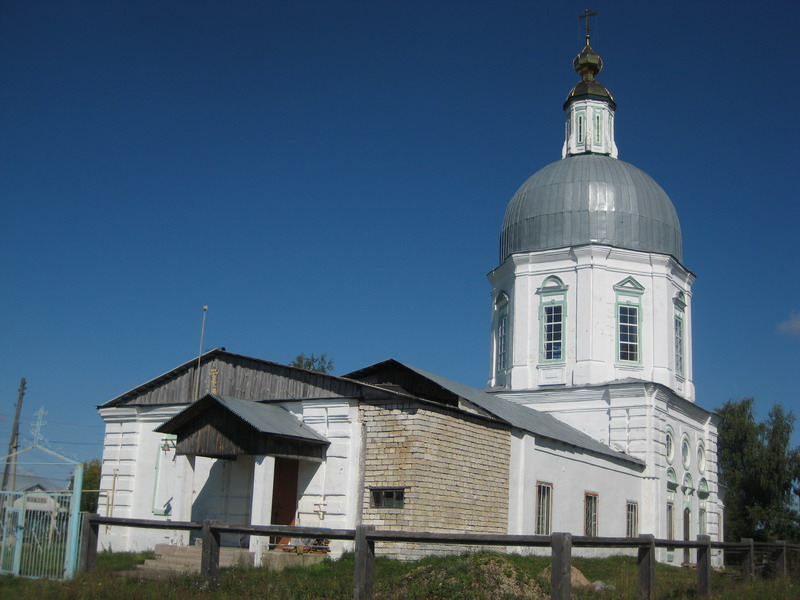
[194,306,208,400]
[2,378,26,492]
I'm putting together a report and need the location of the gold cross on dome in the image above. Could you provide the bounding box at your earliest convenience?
[579,8,598,45]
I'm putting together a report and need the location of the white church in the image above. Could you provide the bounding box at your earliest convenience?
[97,31,721,567]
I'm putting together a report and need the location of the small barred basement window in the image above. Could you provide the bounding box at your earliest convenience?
[371,488,405,508]
[626,502,638,538]
[584,492,599,537]
[536,482,553,535]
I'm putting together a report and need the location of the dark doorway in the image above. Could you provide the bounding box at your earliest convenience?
[270,458,299,548]
[683,507,691,564]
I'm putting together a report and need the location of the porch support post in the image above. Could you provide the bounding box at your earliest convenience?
[78,513,99,573]
[637,534,655,599]
[201,519,221,582]
[551,532,572,600]
[696,534,711,597]
[354,524,375,600]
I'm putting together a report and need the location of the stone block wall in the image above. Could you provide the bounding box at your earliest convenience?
[360,398,510,556]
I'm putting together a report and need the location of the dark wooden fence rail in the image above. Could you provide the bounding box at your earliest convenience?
[79,514,797,600]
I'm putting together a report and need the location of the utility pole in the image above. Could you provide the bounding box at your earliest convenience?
[2,378,26,491]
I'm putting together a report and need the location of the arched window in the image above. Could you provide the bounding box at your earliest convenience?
[697,440,706,473]
[495,292,510,374]
[665,426,675,465]
[538,276,567,363]
[681,434,692,469]
[666,468,678,492]
[697,478,709,500]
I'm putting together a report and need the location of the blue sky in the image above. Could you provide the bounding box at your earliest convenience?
[2,1,799,479]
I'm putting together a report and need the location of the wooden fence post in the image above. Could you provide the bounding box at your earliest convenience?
[200,520,221,582]
[696,534,711,597]
[551,532,572,600]
[354,524,375,600]
[637,534,655,600]
[78,513,99,573]
[741,537,754,579]
[775,541,787,577]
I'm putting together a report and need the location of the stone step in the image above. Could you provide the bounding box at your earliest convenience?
[139,544,254,574]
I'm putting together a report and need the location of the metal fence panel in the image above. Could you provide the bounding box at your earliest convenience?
[0,490,76,580]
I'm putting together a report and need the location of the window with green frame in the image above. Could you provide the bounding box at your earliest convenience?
[614,277,644,364]
[495,292,510,374]
[538,276,567,364]
[674,292,686,377]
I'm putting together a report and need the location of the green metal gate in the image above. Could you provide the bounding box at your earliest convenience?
[0,489,80,579]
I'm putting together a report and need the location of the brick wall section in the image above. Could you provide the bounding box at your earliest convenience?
[360,399,511,536]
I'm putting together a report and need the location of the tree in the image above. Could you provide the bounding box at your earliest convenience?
[717,398,800,542]
[290,353,334,374]
[68,458,102,513]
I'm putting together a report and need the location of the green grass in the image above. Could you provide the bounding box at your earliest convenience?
[0,550,796,600]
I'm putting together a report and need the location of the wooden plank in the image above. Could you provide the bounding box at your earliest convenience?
[354,524,375,600]
[200,520,221,582]
[551,532,572,600]
[696,535,711,597]
[637,534,655,600]
[741,538,755,579]
[78,513,99,573]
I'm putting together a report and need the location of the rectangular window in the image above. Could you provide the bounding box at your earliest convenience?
[699,507,707,536]
[584,493,598,537]
[626,502,638,537]
[497,306,509,372]
[543,304,563,360]
[371,488,405,509]
[674,314,684,376]
[618,305,639,362]
[536,482,553,535]
[667,502,674,540]
[595,113,602,144]
[577,115,584,143]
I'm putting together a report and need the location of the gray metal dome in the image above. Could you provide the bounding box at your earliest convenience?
[500,154,683,264]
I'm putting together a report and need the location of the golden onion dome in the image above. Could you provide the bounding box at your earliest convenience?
[564,44,615,110]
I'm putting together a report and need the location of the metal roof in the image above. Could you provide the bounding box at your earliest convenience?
[500,154,682,264]
[386,361,644,467]
[157,394,329,444]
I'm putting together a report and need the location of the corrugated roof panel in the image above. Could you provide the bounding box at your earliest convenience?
[500,154,682,264]
[215,395,329,443]
[395,362,644,467]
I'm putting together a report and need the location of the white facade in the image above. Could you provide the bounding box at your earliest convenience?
[97,398,362,561]
[487,36,721,566]
[488,245,695,400]
[94,33,722,568]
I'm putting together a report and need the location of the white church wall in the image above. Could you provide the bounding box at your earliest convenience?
[488,245,695,402]
[652,390,721,566]
[499,381,721,566]
[286,398,360,557]
[97,397,362,555]
[509,430,645,557]
[97,405,189,551]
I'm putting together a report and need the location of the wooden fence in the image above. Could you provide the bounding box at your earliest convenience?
[79,514,797,600]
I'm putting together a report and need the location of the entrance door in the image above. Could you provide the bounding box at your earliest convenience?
[270,458,299,548]
[683,507,691,564]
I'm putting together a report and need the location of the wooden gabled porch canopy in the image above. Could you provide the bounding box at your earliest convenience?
[155,394,329,462]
